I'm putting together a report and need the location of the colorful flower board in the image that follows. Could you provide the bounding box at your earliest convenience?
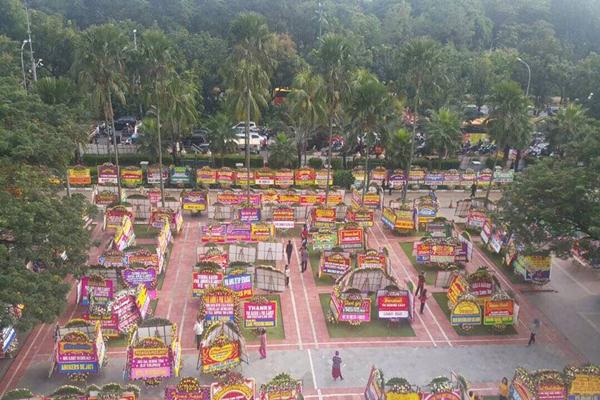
[52,321,105,377]
[376,288,413,320]
[320,251,351,277]
[381,207,416,232]
[330,288,371,323]
[243,300,277,328]
[126,322,181,381]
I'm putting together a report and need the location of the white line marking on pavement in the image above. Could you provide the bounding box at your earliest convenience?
[553,263,594,295]
[295,240,319,349]
[578,312,600,335]
[288,241,304,350]
[306,349,323,400]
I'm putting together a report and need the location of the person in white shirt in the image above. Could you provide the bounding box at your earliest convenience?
[194,317,204,350]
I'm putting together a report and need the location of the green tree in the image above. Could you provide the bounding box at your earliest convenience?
[385,127,412,170]
[425,108,463,163]
[497,127,599,257]
[139,28,175,206]
[225,13,274,198]
[314,33,353,203]
[287,69,326,166]
[74,23,127,198]
[543,103,590,156]
[206,112,237,165]
[397,37,443,201]
[348,70,392,203]
[267,132,297,169]
[485,80,531,203]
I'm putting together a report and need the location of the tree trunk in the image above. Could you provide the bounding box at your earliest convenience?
[245,88,251,200]
[362,136,370,206]
[108,86,122,201]
[402,85,420,203]
[484,150,499,207]
[157,96,165,208]
[325,116,334,204]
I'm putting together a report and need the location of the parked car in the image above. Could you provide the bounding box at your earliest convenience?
[233,132,262,153]
[232,121,257,130]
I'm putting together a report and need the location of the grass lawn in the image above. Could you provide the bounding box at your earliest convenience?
[432,292,517,336]
[134,224,160,239]
[241,294,285,342]
[276,226,302,239]
[318,293,415,338]
[476,243,524,285]
[399,242,438,286]
[309,249,336,286]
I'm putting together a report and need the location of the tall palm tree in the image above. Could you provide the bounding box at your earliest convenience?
[287,69,326,166]
[206,112,237,166]
[226,13,275,199]
[164,72,199,164]
[74,23,128,199]
[348,70,392,204]
[315,33,352,203]
[268,133,297,169]
[485,80,531,204]
[426,108,462,166]
[139,29,175,207]
[398,37,443,201]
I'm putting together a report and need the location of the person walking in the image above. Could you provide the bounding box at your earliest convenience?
[499,377,509,400]
[470,183,477,198]
[528,319,541,346]
[415,272,425,296]
[331,351,343,380]
[284,265,290,287]
[285,240,293,264]
[193,317,204,350]
[300,245,309,273]
[301,224,308,246]
[419,289,428,314]
[258,328,267,359]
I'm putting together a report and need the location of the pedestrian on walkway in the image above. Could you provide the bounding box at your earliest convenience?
[528,318,541,346]
[332,350,343,380]
[193,317,204,350]
[388,180,392,195]
[419,289,428,314]
[301,224,308,246]
[470,183,477,198]
[415,272,425,296]
[499,377,509,400]
[284,265,290,287]
[258,328,267,359]
[285,240,293,264]
[300,245,309,273]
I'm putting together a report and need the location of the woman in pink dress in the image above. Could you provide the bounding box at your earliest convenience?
[259,328,267,359]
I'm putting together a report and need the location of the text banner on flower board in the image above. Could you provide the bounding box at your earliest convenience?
[196,167,217,185]
[182,191,207,211]
[97,164,119,185]
[130,347,171,379]
[483,299,514,325]
[68,167,91,186]
[321,252,350,275]
[377,290,410,319]
[451,300,481,326]
[273,208,295,229]
[223,274,253,298]
[243,301,277,328]
[338,227,364,250]
[122,267,157,290]
[192,272,224,297]
[201,341,241,374]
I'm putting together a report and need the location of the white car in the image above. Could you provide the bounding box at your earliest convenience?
[232,121,257,130]
[234,132,262,153]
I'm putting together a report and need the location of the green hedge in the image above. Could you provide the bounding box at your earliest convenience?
[412,158,461,170]
[82,153,264,169]
[333,170,355,189]
[308,157,324,169]
[81,153,157,166]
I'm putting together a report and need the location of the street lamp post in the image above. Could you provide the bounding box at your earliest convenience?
[20,39,29,91]
[517,57,531,97]
[133,29,137,51]
[24,4,37,82]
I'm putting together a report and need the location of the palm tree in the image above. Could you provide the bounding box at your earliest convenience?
[426,108,462,166]
[226,13,275,199]
[268,133,297,169]
[74,23,128,199]
[348,70,392,204]
[386,128,412,170]
[544,103,590,156]
[139,29,175,207]
[287,69,326,166]
[485,80,531,204]
[315,33,352,203]
[164,72,199,164]
[398,37,443,201]
[206,112,237,166]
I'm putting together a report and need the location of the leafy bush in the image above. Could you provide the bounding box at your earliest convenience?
[2,389,34,400]
[333,170,355,189]
[308,157,323,169]
[330,158,343,170]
